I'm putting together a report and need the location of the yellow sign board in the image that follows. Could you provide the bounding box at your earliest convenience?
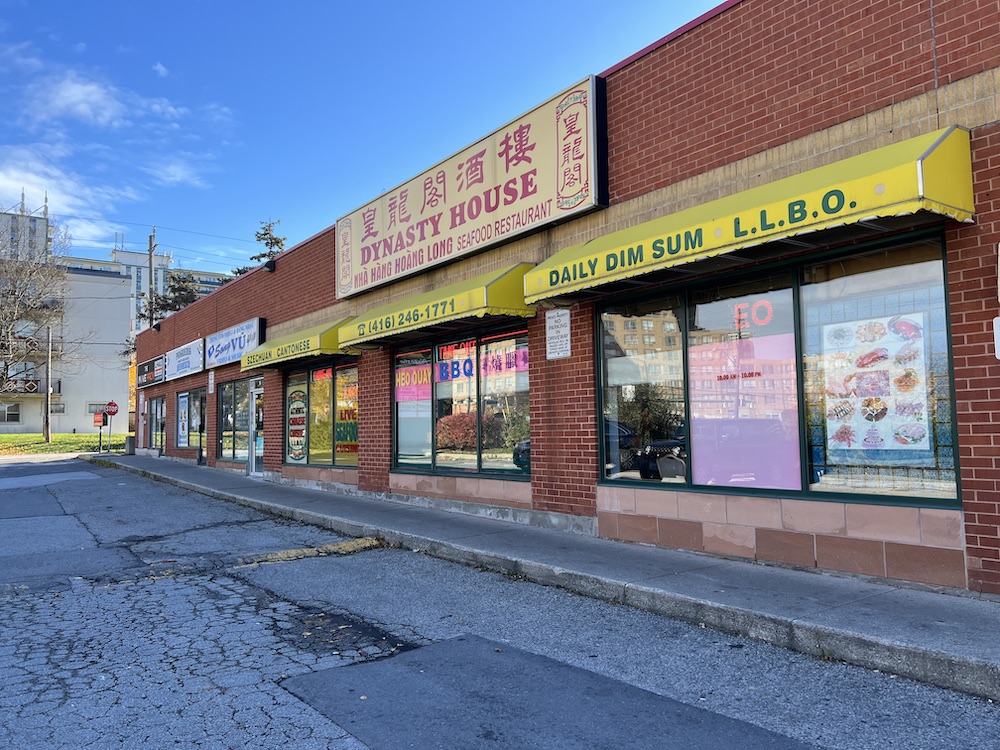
[241,318,352,371]
[525,126,974,303]
[340,263,535,348]
[336,79,601,297]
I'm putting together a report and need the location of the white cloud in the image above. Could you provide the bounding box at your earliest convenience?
[0,144,142,246]
[142,154,212,189]
[152,62,169,78]
[24,71,127,128]
[73,42,86,54]
[0,42,45,74]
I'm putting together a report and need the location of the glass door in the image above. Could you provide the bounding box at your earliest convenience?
[249,378,264,474]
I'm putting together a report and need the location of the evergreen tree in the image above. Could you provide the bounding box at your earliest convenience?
[232,219,286,276]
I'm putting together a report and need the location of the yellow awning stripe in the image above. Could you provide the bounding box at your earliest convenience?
[240,317,353,370]
[524,125,974,303]
[340,263,536,347]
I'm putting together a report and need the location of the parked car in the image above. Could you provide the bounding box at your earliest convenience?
[512,438,530,471]
[510,420,640,473]
[635,438,687,480]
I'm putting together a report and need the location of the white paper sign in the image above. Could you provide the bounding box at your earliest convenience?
[546,308,571,360]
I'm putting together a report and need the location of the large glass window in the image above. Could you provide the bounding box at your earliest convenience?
[309,367,334,463]
[0,402,20,423]
[434,338,478,470]
[601,298,685,481]
[688,276,800,489]
[801,241,955,499]
[394,329,528,473]
[218,379,250,461]
[395,349,433,467]
[281,364,358,466]
[334,365,359,467]
[597,235,958,505]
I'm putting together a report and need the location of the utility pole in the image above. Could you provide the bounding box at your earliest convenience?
[148,227,156,328]
[43,325,52,443]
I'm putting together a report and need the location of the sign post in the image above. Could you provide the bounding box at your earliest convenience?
[104,401,119,453]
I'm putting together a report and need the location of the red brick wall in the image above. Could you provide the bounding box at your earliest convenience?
[604,0,1000,205]
[951,123,1000,594]
[357,347,393,493]
[135,227,341,470]
[528,305,598,516]
[136,226,338,365]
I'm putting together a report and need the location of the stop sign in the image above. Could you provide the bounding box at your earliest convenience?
[104,401,119,416]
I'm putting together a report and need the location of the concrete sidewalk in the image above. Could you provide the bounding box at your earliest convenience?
[83,453,1000,701]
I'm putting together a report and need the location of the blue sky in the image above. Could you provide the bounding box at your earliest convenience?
[1,1,722,276]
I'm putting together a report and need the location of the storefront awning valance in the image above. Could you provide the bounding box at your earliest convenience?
[524,125,974,303]
[240,317,353,371]
[340,263,536,348]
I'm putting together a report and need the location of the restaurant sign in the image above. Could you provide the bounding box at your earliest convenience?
[336,77,603,297]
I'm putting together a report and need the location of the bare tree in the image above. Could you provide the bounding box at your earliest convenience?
[0,210,67,396]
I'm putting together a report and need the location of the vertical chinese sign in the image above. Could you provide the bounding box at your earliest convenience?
[336,77,604,297]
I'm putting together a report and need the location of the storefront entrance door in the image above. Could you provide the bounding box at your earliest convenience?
[249,378,264,475]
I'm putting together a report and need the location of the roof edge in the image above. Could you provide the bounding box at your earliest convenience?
[600,0,744,78]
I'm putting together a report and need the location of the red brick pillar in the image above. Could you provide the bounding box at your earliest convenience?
[528,303,599,517]
[358,346,393,492]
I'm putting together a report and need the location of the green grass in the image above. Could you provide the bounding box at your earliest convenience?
[0,433,130,455]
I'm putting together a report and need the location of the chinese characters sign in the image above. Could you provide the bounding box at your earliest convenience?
[337,78,601,296]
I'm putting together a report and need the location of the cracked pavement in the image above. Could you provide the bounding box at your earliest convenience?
[1,456,998,749]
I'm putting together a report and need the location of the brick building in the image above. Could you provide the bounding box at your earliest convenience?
[136,0,1000,595]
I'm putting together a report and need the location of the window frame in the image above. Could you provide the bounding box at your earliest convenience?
[392,326,529,476]
[594,228,959,509]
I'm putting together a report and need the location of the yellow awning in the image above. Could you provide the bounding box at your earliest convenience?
[240,317,353,370]
[340,263,536,348]
[525,125,974,303]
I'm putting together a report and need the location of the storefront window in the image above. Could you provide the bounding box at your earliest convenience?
[597,234,957,505]
[286,372,308,463]
[281,365,357,466]
[147,396,165,450]
[395,350,433,467]
[479,332,529,472]
[601,298,685,481]
[218,379,250,461]
[309,367,334,463]
[394,329,528,474]
[687,277,801,489]
[334,365,359,466]
[801,241,956,499]
[176,392,191,448]
[435,338,479,470]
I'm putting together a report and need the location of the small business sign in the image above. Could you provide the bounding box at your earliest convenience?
[164,339,205,381]
[205,318,263,368]
[136,356,165,388]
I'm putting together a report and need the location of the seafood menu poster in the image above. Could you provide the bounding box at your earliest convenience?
[822,313,929,457]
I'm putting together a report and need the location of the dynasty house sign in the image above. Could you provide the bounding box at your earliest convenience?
[336,78,604,297]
